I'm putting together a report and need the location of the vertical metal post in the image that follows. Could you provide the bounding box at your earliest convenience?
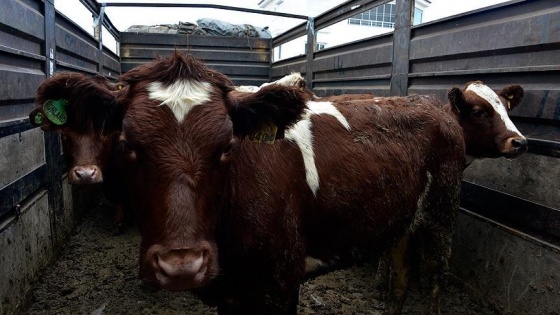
[305,17,315,90]
[43,0,63,237]
[94,4,105,75]
[390,0,414,96]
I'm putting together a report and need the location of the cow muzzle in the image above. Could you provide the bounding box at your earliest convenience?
[145,243,214,291]
[501,136,528,158]
[69,165,103,184]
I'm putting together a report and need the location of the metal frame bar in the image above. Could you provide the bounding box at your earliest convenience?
[100,2,308,20]
[461,180,560,246]
[43,0,64,223]
[0,166,46,222]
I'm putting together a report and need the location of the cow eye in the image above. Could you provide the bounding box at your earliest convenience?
[220,138,237,163]
[472,109,486,117]
[119,137,137,161]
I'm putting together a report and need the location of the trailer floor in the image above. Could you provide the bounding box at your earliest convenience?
[20,202,496,315]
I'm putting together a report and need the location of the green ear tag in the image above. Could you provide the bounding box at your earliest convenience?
[43,99,68,125]
[34,112,44,125]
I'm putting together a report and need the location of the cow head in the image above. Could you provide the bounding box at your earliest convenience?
[260,72,317,99]
[29,72,123,184]
[447,81,527,163]
[117,52,307,291]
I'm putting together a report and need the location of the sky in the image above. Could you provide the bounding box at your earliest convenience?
[422,0,511,22]
[58,0,513,31]
[56,0,513,52]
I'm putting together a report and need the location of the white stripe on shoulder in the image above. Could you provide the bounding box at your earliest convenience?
[148,80,212,122]
[286,101,350,196]
[466,82,523,136]
[307,101,350,130]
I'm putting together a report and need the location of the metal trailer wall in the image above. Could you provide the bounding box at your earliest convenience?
[0,1,120,314]
[271,0,560,313]
[120,33,272,86]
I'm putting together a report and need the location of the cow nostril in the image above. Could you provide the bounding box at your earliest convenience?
[511,138,528,150]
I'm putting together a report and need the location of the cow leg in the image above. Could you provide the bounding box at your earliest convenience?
[420,227,453,315]
[373,253,389,298]
[113,202,125,234]
[386,233,412,315]
[419,168,459,315]
[287,285,300,314]
[217,288,299,315]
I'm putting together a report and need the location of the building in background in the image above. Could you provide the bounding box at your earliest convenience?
[259,0,431,61]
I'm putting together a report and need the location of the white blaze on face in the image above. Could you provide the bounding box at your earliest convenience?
[286,101,350,196]
[148,80,212,122]
[466,82,524,137]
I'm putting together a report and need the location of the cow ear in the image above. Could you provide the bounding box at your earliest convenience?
[447,87,468,115]
[35,72,86,106]
[497,85,524,111]
[28,107,55,131]
[227,85,307,139]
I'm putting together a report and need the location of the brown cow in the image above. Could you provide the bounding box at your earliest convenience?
[29,73,129,230]
[88,53,464,314]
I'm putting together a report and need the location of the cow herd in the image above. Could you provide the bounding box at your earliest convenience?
[29,52,527,314]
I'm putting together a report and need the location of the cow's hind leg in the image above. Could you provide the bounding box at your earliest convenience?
[386,233,412,315]
[419,225,453,315]
[419,170,460,315]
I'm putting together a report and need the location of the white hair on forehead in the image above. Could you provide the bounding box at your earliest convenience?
[148,80,212,123]
[466,82,524,136]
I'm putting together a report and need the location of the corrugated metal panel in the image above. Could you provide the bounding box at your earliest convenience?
[0,0,47,221]
[54,13,100,74]
[120,33,271,86]
[102,47,120,79]
[312,32,393,96]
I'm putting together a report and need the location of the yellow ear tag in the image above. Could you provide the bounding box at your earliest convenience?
[247,123,278,144]
[506,95,513,109]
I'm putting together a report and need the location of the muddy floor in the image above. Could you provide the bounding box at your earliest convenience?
[21,200,496,315]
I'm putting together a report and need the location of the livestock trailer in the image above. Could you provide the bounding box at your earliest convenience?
[1,0,559,314]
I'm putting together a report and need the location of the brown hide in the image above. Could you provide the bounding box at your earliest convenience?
[116,53,465,314]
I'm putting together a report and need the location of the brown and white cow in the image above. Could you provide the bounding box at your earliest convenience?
[319,83,527,166]
[243,76,527,166]
[85,53,464,314]
[235,72,317,100]
[29,73,129,229]
[445,81,526,164]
